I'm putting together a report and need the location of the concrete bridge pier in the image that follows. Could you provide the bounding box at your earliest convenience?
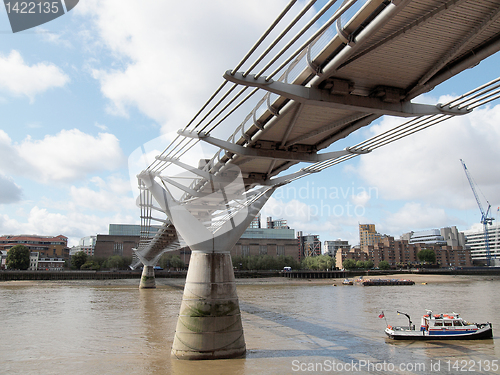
[139,265,156,289]
[171,250,244,359]
[138,171,276,360]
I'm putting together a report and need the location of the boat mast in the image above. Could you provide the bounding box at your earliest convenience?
[397,311,413,330]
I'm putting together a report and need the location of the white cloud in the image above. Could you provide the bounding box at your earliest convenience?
[0,206,137,245]
[36,28,72,48]
[261,196,364,245]
[0,205,138,246]
[0,129,126,183]
[351,190,371,206]
[76,0,292,132]
[262,197,318,224]
[94,122,108,131]
[0,175,22,204]
[357,101,500,210]
[69,176,136,212]
[0,50,69,100]
[380,202,452,235]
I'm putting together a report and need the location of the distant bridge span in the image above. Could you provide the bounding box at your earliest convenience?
[133,0,500,359]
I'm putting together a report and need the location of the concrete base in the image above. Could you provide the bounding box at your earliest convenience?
[171,251,246,360]
[139,265,156,289]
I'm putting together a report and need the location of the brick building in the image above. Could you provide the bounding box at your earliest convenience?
[367,236,472,268]
[336,235,472,269]
[232,227,299,261]
[0,234,69,260]
[335,247,370,269]
[93,234,139,259]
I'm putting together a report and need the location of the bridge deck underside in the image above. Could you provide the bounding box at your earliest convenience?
[138,0,500,261]
[225,0,500,182]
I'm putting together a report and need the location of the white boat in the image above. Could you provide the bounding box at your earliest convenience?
[385,310,493,340]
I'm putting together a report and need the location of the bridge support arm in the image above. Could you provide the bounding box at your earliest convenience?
[224,71,471,117]
[178,130,368,162]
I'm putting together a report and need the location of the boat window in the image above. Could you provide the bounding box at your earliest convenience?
[453,321,463,326]
[444,321,452,326]
[435,322,443,326]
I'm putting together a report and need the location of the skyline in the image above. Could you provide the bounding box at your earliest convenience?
[1,1,500,247]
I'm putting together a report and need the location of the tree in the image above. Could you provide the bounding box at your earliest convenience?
[170,255,185,270]
[81,260,100,270]
[302,256,319,270]
[72,251,88,270]
[378,260,391,270]
[232,254,300,271]
[417,249,436,264]
[6,245,30,270]
[342,259,357,270]
[365,259,374,269]
[356,260,366,269]
[106,255,125,270]
[316,255,334,270]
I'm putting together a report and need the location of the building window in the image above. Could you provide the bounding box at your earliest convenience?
[277,245,285,256]
[114,243,123,256]
[259,245,267,255]
[242,245,250,257]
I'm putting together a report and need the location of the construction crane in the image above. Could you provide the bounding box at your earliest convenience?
[460,159,495,265]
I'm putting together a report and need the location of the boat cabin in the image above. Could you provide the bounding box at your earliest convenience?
[420,312,476,332]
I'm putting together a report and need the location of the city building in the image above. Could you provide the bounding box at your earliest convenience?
[463,224,500,265]
[93,224,191,266]
[232,227,298,261]
[0,250,7,269]
[335,228,473,269]
[94,224,164,260]
[441,227,466,247]
[402,226,466,247]
[94,234,139,259]
[94,222,301,266]
[0,234,69,260]
[248,214,261,229]
[335,247,369,269]
[70,236,97,257]
[359,224,381,249]
[324,240,350,257]
[366,236,472,269]
[297,232,321,261]
[267,217,289,229]
[29,252,65,271]
[108,224,156,236]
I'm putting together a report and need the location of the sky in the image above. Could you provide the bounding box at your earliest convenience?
[0,1,500,249]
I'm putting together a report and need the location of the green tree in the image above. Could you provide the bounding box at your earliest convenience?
[378,260,391,270]
[81,260,100,270]
[342,258,357,270]
[159,253,172,269]
[302,256,318,270]
[417,249,436,264]
[106,255,125,269]
[246,255,260,270]
[316,255,334,270]
[71,251,88,270]
[356,260,366,269]
[365,259,374,269]
[170,255,185,270]
[6,245,30,270]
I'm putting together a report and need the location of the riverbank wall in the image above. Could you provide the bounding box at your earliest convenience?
[2,267,500,281]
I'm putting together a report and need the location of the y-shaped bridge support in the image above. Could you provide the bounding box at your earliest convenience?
[138,171,276,359]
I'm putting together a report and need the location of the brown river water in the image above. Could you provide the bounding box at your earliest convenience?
[1,275,499,374]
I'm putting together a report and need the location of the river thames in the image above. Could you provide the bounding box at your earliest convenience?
[1,275,499,374]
